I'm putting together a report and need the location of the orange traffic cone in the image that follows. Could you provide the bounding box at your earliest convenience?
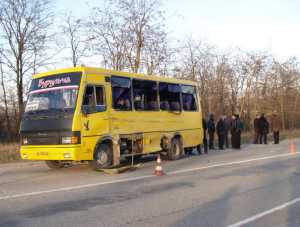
[289,140,296,154]
[154,154,164,176]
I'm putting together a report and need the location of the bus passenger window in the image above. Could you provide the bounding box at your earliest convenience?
[133,79,158,111]
[159,83,170,110]
[111,76,132,111]
[182,85,197,111]
[159,83,181,111]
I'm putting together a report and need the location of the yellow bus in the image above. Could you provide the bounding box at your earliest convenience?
[20,67,203,169]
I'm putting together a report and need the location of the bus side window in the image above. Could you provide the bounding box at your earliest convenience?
[82,85,106,114]
[133,79,158,111]
[95,86,106,112]
[111,76,132,111]
[159,83,181,111]
[168,84,181,111]
[159,83,170,110]
[182,85,197,111]
[82,86,95,114]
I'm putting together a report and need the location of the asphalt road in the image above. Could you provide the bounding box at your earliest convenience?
[1,139,300,227]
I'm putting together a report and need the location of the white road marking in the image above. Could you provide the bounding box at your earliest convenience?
[227,197,300,227]
[0,152,299,201]
[168,152,300,175]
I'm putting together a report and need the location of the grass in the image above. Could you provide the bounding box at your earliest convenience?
[0,143,21,163]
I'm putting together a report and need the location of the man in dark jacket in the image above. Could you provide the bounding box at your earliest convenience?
[253,114,260,144]
[207,114,216,149]
[202,118,208,153]
[217,116,226,150]
[270,111,281,144]
[231,114,243,149]
[258,113,269,144]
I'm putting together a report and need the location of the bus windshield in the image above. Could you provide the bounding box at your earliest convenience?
[24,72,82,115]
[25,87,79,113]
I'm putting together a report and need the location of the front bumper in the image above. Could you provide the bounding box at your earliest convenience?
[20,145,83,161]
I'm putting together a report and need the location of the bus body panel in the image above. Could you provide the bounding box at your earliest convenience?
[79,72,110,160]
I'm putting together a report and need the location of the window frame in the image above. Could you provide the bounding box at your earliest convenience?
[181,84,198,112]
[132,78,159,112]
[81,84,107,115]
[111,76,133,111]
[159,82,182,112]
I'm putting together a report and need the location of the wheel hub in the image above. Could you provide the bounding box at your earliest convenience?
[97,151,108,165]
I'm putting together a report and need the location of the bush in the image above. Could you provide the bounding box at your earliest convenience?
[0,143,20,163]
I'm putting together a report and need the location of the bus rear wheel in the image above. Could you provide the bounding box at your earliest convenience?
[167,138,182,160]
[45,160,64,169]
[90,143,113,170]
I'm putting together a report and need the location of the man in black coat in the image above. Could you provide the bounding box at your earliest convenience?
[253,114,260,144]
[207,114,216,149]
[258,113,269,144]
[217,116,226,150]
[202,118,208,154]
[231,114,243,149]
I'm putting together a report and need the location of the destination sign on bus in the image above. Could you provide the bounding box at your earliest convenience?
[30,72,82,91]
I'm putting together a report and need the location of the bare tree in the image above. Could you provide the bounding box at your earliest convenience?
[88,3,128,70]
[88,0,167,73]
[144,29,170,75]
[0,57,11,139]
[61,13,90,67]
[0,0,53,125]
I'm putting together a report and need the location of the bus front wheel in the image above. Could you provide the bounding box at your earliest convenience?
[167,138,182,160]
[90,143,113,170]
[45,160,64,169]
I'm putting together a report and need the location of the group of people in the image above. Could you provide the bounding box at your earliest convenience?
[198,111,282,155]
[201,114,243,154]
[253,112,281,145]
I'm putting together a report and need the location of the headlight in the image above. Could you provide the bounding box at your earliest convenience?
[22,137,28,145]
[61,136,79,144]
[63,153,71,158]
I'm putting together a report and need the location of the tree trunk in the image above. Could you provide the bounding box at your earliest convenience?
[280,89,285,130]
[16,57,24,130]
[0,64,11,140]
[134,32,143,73]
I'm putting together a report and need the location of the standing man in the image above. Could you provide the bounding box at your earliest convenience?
[202,118,208,154]
[258,113,269,144]
[253,114,260,144]
[270,111,281,144]
[217,116,226,150]
[224,115,231,148]
[231,114,243,149]
[207,114,216,150]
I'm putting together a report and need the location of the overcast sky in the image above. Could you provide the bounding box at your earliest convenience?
[56,0,300,60]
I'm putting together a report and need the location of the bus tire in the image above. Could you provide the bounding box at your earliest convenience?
[45,160,64,169]
[90,143,113,170]
[167,138,182,160]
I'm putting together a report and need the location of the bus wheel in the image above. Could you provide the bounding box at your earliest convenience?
[90,143,113,170]
[45,160,64,169]
[167,138,182,160]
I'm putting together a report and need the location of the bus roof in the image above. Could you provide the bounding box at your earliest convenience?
[32,66,198,85]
